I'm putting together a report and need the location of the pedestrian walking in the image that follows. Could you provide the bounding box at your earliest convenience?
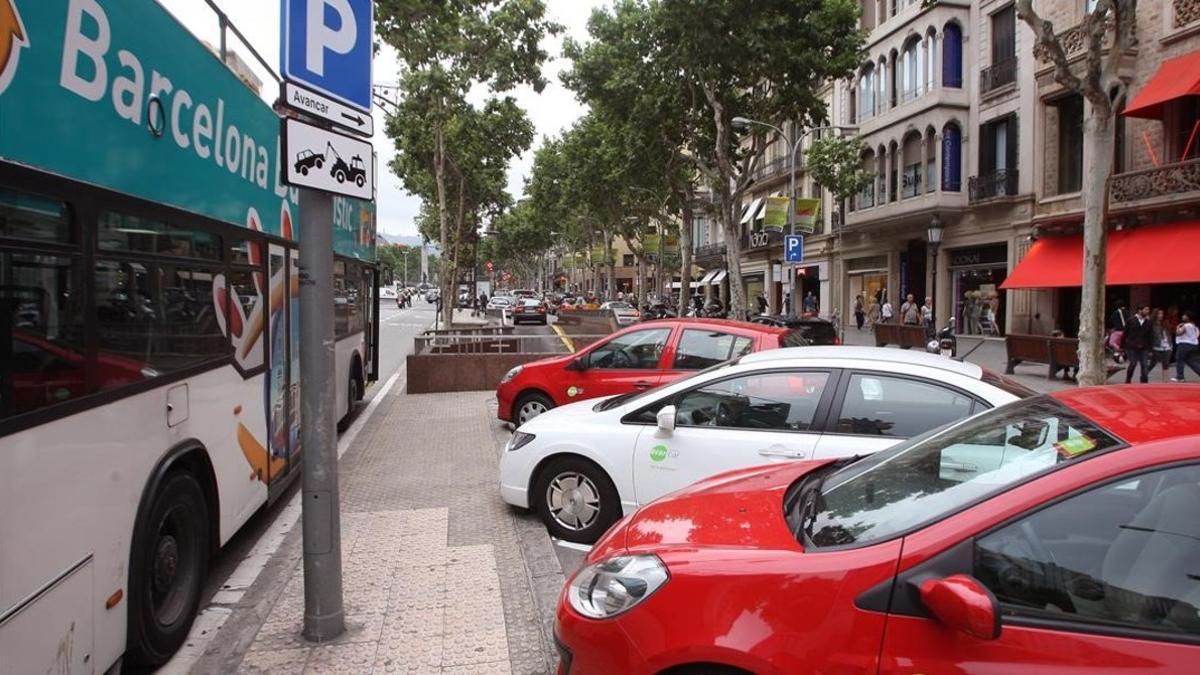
[756,292,768,316]
[854,295,865,330]
[1107,300,1130,364]
[921,296,934,329]
[1123,305,1153,384]
[881,298,894,324]
[803,292,817,316]
[1172,311,1200,382]
[866,296,880,330]
[901,293,920,325]
[1149,308,1174,383]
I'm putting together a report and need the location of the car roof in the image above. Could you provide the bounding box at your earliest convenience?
[1051,385,1200,444]
[739,346,984,379]
[641,317,789,334]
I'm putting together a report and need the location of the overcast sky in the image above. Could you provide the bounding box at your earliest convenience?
[157,0,602,239]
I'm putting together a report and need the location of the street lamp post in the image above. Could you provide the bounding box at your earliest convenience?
[731,118,858,317]
[927,213,944,329]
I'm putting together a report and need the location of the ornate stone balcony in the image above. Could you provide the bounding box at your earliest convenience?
[693,242,728,266]
[969,168,1020,204]
[1109,158,1200,212]
[980,58,1017,96]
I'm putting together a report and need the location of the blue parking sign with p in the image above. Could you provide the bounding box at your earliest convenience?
[784,234,804,264]
[282,0,374,112]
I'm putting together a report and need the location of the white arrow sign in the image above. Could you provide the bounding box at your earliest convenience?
[283,82,374,137]
[282,118,374,200]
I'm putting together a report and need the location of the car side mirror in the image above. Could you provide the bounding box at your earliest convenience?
[918,574,1001,641]
[567,354,588,371]
[656,405,677,433]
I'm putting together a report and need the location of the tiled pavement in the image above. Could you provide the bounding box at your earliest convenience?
[191,390,563,675]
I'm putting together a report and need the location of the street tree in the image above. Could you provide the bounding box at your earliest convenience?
[377,0,558,323]
[652,0,862,318]
[1015,0,1136,385]
[563,0,700,314]
[806,134,875,319]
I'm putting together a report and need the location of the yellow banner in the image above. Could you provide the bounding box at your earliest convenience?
[794,198,822,234]
[764,196,789,229]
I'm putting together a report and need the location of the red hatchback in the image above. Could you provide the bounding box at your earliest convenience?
[497,318,802,425]
[555,385,1200,674]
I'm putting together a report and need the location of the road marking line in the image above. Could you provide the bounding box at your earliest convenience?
[161,366,406,673]
[551,324,575,352]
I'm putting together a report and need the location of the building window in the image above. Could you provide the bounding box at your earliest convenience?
[943,23,963,88]
[859,65,876,121]
[992,5,1016,65]
[977,114,1018,199]
[879,59,888,112]
[1055,95,1084,193]
[1171,97,1200,161]
[924,33,936,93]
[902,39,920,101]
[901,132,923,199]
[859,151,877,209]
[941,123,962,192]
[925,129,937,193]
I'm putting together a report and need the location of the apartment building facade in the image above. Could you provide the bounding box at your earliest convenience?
[708,0,1200,332]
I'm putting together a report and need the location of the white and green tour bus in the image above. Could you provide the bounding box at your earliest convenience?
[0,0,378,671]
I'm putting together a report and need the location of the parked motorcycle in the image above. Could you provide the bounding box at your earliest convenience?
[926,318,957,358]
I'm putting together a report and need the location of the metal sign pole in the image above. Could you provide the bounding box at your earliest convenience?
[298,188,345,642]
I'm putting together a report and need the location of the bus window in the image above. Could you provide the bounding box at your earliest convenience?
[95,262,227,386]
[1,251,86,418]
[333,260,350,337]
[0,188,72,243]
[98,211,221,260]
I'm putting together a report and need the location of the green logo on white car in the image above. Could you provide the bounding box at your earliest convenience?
[650,444,669,462]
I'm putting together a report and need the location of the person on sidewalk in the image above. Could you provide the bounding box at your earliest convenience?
[1172,311,1200,382]
[1123,305,1153,384]
[853,295,865,330]
[1107,299,1130,364]
[881,297,894,324]
[1149,308,1174,383]
[866,296,880,331]
[921,296,934,329]
[901,294,920,325]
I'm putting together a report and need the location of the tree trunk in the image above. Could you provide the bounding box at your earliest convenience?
[678,199,693,315]
[719,187,746,319]
[434,121,453,326]
[637,253,647,308]
[604,229,616,301]
[1076,105,1115,386]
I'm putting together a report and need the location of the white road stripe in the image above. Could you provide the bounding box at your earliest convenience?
[159,367,405,674]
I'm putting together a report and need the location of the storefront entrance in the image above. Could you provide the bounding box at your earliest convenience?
[949,244,1008,335]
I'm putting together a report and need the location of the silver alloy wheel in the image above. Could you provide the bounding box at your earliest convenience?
[518,399,548,424]
[546,472,602,531]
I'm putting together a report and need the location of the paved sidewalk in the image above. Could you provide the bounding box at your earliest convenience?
[839,326,1074,394]
[191,391,563,675]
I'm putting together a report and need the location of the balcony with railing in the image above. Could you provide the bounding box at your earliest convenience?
[980,58,1017,96]
[1109,158,1200,212]
[969,168,1020,203]
[693,242,728,265]
[754,156,790,182]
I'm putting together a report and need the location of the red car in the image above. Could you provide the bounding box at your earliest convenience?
[555,385,1200,674]
[497,318,804,425]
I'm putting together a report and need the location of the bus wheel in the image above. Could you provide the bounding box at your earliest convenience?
[127,470,209,666]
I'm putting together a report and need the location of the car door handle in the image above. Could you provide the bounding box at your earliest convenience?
[633,381,652,389]
[941,461,977,472]
[758,448,804,459]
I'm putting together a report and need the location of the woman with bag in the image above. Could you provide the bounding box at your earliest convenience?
[1106,300,1129,364]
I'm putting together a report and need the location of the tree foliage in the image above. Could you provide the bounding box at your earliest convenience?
[806,135,873,202]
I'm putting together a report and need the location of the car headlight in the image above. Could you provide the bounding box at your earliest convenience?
[567,554,669,619]
[506,431,536,452]
[500,365,523,383]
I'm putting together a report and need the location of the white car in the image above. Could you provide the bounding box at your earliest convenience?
[498,346,1035,543]
[600,301,640,326]
[487,296,514,310]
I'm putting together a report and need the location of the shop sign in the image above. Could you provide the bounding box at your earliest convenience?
[948,244,1007,268]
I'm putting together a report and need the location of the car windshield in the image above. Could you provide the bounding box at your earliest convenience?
[797,397,1123,548]
[594,357,743,412]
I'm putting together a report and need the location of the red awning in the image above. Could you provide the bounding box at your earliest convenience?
[1001,221,1200,289]
[1124,49,1200,119]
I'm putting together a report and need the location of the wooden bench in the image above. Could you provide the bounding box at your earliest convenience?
[874,323,930,350]
[1006,334,1122,380]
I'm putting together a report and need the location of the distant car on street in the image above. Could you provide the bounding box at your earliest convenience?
[509,298,548,325]
[600,301,640,326]
[496,318,807,425]
[751,315,841,345]
[500,346,1033,543]
[487,296,514,310]
[424,288,440,303]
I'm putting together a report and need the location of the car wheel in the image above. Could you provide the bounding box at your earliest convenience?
[534,456,621,544]
[126,470,209,666]
[514,392,553,425]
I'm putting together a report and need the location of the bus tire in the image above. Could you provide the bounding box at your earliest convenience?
[126,470,210,666]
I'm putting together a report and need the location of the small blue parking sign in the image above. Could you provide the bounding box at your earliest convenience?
[784,234,804,264]
[281,0,374,113]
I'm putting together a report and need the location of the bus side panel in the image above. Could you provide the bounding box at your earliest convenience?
[0,367,268,672]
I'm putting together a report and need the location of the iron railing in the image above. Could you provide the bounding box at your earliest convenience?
[969,168,1020,203]
[980,58,1017,95]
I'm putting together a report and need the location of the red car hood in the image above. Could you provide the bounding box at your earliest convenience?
[617,459,834,554]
